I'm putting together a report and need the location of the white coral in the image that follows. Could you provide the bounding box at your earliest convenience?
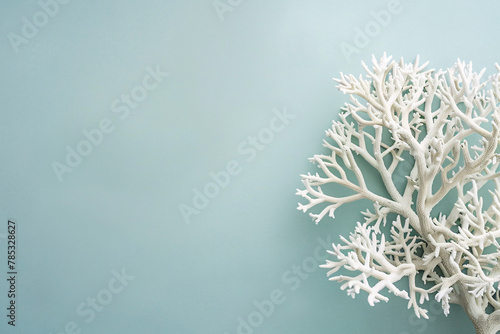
[297,54,500,334]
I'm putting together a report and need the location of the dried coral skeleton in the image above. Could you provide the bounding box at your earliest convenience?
[297,54,500,334]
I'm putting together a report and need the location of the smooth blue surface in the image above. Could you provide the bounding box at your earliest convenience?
[0,0,498,333]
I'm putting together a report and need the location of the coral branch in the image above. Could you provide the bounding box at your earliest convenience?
[297,54,500,332]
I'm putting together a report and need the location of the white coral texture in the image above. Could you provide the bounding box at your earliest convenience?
[297,54,500,329]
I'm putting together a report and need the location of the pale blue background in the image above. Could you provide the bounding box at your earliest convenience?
[0,0,497,333]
